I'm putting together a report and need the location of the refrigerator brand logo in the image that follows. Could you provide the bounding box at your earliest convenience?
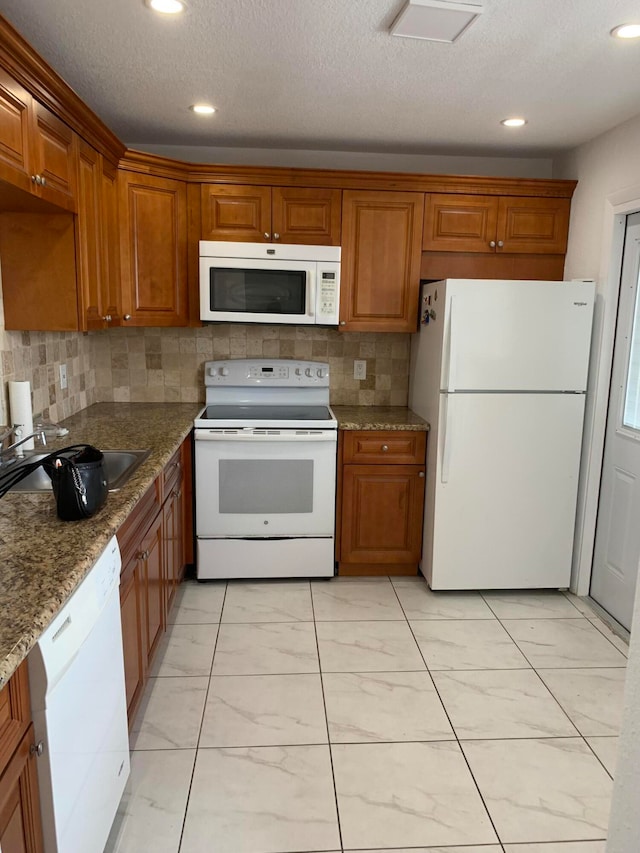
[573,302,588,306]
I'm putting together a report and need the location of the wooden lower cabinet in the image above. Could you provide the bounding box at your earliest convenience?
[0,664,44,853]
[117,437,193,728]
[337,430,427,576]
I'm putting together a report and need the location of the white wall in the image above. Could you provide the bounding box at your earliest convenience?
[130,144,553,178]
[554,111,640,852]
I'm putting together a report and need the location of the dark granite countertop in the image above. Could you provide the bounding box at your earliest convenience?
[332,406,429,431]
[0,403,200,687]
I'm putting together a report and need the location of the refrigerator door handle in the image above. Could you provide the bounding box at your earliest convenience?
[444,295,456,392]
[441,394,453,484]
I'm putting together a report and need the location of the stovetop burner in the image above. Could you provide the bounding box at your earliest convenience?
[201,404,333,422]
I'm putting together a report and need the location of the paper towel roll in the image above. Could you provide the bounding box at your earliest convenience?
[9,380,34,450]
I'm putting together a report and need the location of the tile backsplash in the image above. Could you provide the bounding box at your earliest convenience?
[93,325,411,407]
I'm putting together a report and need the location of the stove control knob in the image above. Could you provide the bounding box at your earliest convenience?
[220,367,229,376]
[305,368,314,377]
[316,368,325,378]
[295,368,302,376]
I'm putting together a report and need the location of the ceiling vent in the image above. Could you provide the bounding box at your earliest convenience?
[389,0,483,43]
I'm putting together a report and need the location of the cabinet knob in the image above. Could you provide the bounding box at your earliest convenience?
[489,240,496,248]
[497,240,504,248]
[102,314,112,322]
[173,488,182,499]
[382,444,389,452]
[264,232,270,240]
[123,314,132,321]
[419,471,425,478]
[30,740,44,757]
[136,549,149,561]
[340,321,346,326]
[31,174,37,183]
[41,176,47,186]
[273,232,280,240]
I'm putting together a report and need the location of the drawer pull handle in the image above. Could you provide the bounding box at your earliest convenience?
[136,549,149,561]
[382,445,389,452]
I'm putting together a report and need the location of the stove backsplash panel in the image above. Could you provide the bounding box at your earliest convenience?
[93,325,410,406]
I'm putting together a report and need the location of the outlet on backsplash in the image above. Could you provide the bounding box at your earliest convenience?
[59,364,67,390]
[353,359,367,380]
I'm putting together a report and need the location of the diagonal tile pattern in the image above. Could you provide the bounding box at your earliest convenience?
[106,578,628,853]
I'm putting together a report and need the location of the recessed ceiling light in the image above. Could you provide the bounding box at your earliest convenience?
[611,23,640,39]
[501,117,527,127]
[390,0,483,44]
[189,104,216,115]
[145,0,185,14]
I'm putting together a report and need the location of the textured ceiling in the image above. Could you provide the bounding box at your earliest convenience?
[1,0,640,156]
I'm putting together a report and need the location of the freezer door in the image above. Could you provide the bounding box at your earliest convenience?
[425,392,586,590]
[440,279,595,392]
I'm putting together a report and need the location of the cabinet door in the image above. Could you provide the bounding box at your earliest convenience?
[120,172,188,326]
[423,193,498,253]
[340,464,425,564]
[101,158,122,325]
[76,140,104,330]
[341,190,423,332]
[0,69,33,193]
[496,196,571,254]
[120,555,145,726]
[271,187,341,245]
[0,726,44,853]
[141,510,165,666]
[31,102,77,212]
[201,184,271,241]
[163,485,184,617]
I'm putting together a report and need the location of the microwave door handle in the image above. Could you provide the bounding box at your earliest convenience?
[307,269,316,317]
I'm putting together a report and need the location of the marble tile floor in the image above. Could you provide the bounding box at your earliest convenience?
[105,578,627,853]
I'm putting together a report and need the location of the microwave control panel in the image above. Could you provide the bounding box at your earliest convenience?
[318,269,339,319]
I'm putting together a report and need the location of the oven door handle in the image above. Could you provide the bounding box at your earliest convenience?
[195,430,337,442]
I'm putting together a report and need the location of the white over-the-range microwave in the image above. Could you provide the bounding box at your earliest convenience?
[199,241,341,325]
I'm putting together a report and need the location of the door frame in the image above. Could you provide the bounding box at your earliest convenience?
[573,182,640,595]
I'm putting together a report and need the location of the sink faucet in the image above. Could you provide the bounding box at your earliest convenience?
[0,426,47,466]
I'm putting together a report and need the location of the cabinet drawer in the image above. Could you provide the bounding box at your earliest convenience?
[342,431,426,465]
[162,449,182,499]
[117,480,161,565]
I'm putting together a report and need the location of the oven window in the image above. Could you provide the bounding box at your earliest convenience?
[219,460,313,513]
[210,269,306,315]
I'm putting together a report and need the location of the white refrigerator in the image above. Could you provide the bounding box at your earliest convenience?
[409,278,595,590]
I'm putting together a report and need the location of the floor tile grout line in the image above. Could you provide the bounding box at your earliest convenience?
[175,579,228,853]
[310,580,345,853]
[403,613,504,847]
[581,734,617,782]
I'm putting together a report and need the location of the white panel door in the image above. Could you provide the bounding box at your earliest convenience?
[591,213,640,630]
[440,279,595,392]
[426,391,586,590]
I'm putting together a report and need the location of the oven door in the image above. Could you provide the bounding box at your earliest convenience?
[199,257,316,324]
[194,429,337,537]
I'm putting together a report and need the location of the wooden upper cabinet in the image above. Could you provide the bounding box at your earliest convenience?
[201,184,342,244]
[424,194,498,253]
[0,69,77,211]
[496,196,570,254]
[0,69,33,194]
[119,171,188,326]
[76,140,103,329]
[271,187,341,245]
[31,102,77,212]
[100,158,122,325]
[340,190,423,332]
[201,184,271,242]
[424,193,571,255]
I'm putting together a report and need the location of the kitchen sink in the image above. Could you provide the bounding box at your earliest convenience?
[4,449,151,493]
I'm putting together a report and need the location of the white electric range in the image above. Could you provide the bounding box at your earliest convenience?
[194,359,338,579]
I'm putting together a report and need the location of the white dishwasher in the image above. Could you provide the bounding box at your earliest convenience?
[28,535,130,853]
